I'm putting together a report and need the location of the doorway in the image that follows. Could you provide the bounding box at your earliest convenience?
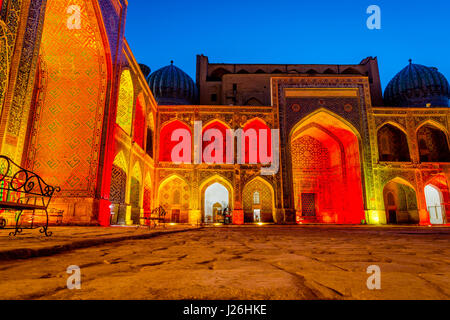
[204,182,229,224]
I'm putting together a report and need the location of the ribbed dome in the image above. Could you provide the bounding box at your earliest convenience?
[148,61,198,105]
[384,60,450,107]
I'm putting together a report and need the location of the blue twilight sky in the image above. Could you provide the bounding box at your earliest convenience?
[125,0,450,91]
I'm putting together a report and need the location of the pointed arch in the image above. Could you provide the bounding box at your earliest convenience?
[110,151,128,225]
[306,69,318,75]
[200,174,234,223]
[117,69,134,135]
[416,120,449,135]
[323,68,337,74]
[202,120,230,164]
[416,121,450,162]
[208,67,231,81]
[133,93,146,149]
[159,119,192,162]
[383,177,419,224]
[131,161,142,182]
[244,97,264,106]
[341,67,362,75]
[377,123,411,162]
[243,118,272,164]
[130,161,142,224]
[376,121,407,134]
[424,174,449,225]
[290,108,362,140]
[290,109,365,224]
[112,151,128,173]
[158,174,190,223]
[243,176,275,223]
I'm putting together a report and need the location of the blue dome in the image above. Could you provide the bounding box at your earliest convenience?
[384,60,450,107]
[148,61,198,105]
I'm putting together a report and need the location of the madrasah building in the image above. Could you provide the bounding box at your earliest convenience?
[1,0,449,227]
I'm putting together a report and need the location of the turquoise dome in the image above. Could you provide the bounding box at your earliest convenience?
[384,60,450,107]
[148,61,198,105]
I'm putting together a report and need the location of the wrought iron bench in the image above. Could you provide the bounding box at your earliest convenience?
[0,155,61,236]
[140,206,167,229]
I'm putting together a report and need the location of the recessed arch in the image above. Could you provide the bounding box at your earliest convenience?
[112,151,128,173]
[416,122,450,162]
[130,161,142,225]
[290,108,362,141]
[377,123,411,162]
[143,173,153,225]
[376,121,407,134]
[306,69,318,75]
[110,151,129,225]
[117,69,134,135]
[424,174,449,225]
[243,177,275,223]
[158,174,190,223]
[159,119,192,162]
[133,94,146,149]
[341,67,362,75]
[244,97,264,106]
[290,110,365,224]
[208,67,231,81]
[237,69,250,74]
[323,68,337,74]
[202,120,231,164]
[416,120,449,135]
[199,174,234,224]
[243,118,272,164]
[383,177,419,224]
[131,161,142,182]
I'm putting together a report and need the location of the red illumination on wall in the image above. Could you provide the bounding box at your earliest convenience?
[159,120,192,162]
[202,121,228,163]
[243,119,272,164]
[292,114,365,224]
[133,99,145,149]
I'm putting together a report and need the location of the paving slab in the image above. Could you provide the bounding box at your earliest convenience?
[0,225,449,300]
[0,225,200,261]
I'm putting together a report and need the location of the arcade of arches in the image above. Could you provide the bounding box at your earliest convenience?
[1,0,450,228]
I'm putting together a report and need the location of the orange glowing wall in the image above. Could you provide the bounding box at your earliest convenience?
[27,0,108,195]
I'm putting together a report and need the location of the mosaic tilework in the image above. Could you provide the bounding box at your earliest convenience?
[116,69,133,135]
[243,178,274,222]
[0,21,8,114]
[29,0,108,196]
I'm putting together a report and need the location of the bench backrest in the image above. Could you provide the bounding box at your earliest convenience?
[0,155,61,209]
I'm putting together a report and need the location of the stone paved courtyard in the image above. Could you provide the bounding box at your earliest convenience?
[0,226,449,300]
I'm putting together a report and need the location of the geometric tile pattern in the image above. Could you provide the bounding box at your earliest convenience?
[27,0,108,195]
[117,69,133,135]
[0,21,8,115]
[243,178,273,222]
